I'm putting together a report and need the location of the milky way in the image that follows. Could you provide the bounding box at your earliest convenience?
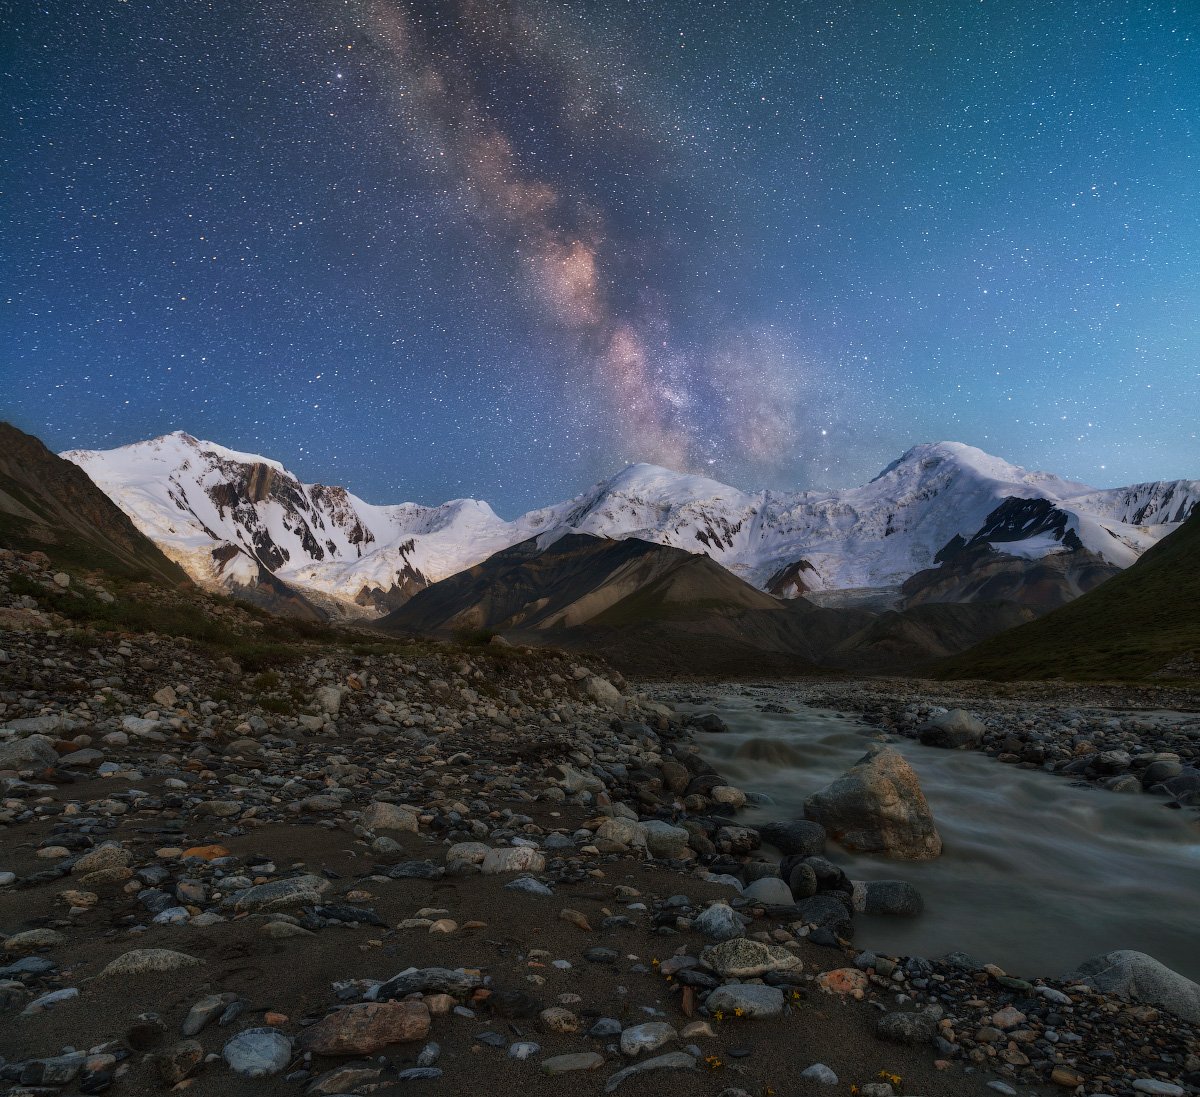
[4,1,1198,509]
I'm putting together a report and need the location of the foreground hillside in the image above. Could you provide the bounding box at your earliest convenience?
[0,423,189,587]
[938,508,1200,682]
[3,546,1197,1096]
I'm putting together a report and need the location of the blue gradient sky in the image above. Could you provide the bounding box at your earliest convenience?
[4,0,1198,512]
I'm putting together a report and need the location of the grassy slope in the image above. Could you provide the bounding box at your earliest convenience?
[936,509,1200,681]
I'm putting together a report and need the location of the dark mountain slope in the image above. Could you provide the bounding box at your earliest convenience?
[382,532,1034,678]
[937,508,1200,682]
[381,533,782,634]
[0,422,189,586]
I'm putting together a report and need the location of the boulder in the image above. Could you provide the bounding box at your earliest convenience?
[1072,950,1200,1023]
[692,902,744,942]
[706,983,785,1018]
[480,846,545,875]
[876,1010,938,1045]
[596,817,647,849]
[794,894,853,938]
[852,879,924,917]
[758,819,826,856]
[918,709,985,749]
[227,874,330,913]
[99,949,202,977]
[361,802,419,833]
[700,937,801,978]
[640,820,692,859]
[741,876,795,906]
[804,748,942,860]
[301,1001,430,1054]
[619,1021,677,1057]
[0,735,57,771]
[585,676,623,709]
[222,1028,293,1077]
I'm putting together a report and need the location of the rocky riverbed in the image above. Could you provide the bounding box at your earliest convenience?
[1,548,1198,1097]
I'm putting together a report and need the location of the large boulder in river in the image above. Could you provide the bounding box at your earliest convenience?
[1071,950,1200,1023]
[918,709,985,749]
[804,748,942,860]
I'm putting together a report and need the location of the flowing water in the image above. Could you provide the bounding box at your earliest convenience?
[685,695,1200,982]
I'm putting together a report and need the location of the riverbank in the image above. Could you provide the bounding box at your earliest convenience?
[657,678,1200,800]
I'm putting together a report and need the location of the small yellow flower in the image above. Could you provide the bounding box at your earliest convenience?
[651,958,660,967]
[733,1006,745,1017]
[713,1010,725,1022]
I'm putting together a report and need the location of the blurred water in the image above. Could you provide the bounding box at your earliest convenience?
[687,697,1200,981]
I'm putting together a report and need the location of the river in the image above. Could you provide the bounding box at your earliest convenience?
[686,693,1200,982]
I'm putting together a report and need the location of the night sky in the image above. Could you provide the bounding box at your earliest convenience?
[4,1,1199,513]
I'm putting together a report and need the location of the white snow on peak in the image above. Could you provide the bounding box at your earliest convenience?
[62,434,1199,614]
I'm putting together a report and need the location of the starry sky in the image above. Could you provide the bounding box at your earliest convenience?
[4,0,1199,513]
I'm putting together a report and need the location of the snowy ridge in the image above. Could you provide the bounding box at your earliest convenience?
[63,434,1200,615]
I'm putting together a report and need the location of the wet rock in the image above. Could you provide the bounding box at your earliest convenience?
[804,747,942,860]
[795,894,853,937]
[919,709,985,749]
[851,879,924,916]
[504,876,554,896]
[758,819,826,856]
[308,1065,384,1095]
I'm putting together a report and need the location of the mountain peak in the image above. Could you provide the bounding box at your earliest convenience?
[596,461,746,502]
[61,429,1198,618]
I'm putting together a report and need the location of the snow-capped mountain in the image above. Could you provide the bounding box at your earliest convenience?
[62,432,547,613]
[63,433,1200,615]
